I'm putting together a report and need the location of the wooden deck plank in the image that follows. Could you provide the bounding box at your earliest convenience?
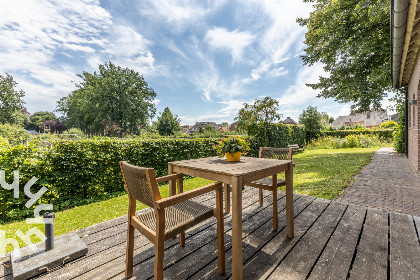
[105,189,280,280]
[160,193,299,280]
[390,212,420,280]
[45,188,264,280]
[349,208,388,280]
[2,190,420,280]
[307,204,366,280]
[190,194,313,280]
[267,201,347,280]
[241,198,331,280]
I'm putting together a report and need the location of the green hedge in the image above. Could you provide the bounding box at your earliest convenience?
[0,127,307,223]
[320,129,394,141]
[247,123,306,156]
[0,138,218,223]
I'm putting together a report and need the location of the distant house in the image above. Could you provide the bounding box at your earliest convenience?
[331,111,390,128]
[181,125,192,134]
[229,122,238,131]
[218,127,228,133]
[189,122,222,134]
[281,117,297,125]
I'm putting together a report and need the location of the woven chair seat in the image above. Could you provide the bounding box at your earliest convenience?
[137,200,214,240]
[250,176,286,188]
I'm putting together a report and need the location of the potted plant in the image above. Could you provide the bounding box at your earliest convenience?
[214,136,250,161]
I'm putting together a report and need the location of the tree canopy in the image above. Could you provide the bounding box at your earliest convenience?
[156,107,181,136]
[235,96,280,133]
[297,0,391,112]
[299,106,323,140]
[0,73,25,125]
[57,62,157,134]
[26,111,57,131]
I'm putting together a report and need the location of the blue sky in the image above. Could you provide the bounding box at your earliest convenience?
[0,0,394,125]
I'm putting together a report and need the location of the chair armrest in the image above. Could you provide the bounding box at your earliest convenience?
[155,182,222,209]
[156,173,183,184]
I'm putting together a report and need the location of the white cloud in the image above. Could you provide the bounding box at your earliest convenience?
[204,27,255,62]
[139,0,226,32]
[0,0,112,113]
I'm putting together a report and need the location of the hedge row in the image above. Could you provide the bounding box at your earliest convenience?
[0,138,218,223]
[320,129,394,141]
[248,123,306,156]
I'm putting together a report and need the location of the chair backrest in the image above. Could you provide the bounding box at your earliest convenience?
[119,161,161,208]
[259,147,293,160]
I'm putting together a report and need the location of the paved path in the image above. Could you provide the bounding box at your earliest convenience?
[336,147,420,216]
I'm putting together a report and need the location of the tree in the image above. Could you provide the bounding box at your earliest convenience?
[40,120,67,133]
[27,111,57,131]
[0,73,25,125]
[235,96,280,134]
[156,107,181,136]
[299,106,323,140]
[297,0,391,111]
[57,62,157,134]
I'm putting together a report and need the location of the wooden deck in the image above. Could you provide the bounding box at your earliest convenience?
[1,187,420,280]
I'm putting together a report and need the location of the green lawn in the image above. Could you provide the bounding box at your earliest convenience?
[1,147,377,253]
[279,147,378,199]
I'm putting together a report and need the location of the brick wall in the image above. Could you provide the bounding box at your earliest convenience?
[407,53,420,172]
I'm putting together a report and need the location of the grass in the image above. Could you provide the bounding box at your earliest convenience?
[278,147,378,199]
[1,147,378,254]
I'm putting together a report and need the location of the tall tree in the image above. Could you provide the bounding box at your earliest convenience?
[0,73,25,125]
[156,107,181,136]
[297,0,391,111]
[299,106,323,140]
[27,111,57,131]
[57,62,157,134]
[235,96,280,133]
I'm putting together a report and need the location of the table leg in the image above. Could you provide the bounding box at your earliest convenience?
[231,176,243,280]
[285,161,294,238]
[177,176,185,246]
[224,183,230,213]
[272,175,278,231]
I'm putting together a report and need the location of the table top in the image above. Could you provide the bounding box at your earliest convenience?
[168,156,291,177]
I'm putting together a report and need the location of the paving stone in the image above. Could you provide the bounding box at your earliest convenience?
[335,147,420,216]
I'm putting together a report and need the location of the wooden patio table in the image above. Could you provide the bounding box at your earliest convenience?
[168,156,294,280]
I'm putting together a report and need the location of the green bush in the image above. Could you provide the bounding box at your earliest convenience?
[247,123,306,156]
[62,128,85,137]
[308,134,382,149]
[321,129,393,141]
[0,138,219,223]
[0,123,30,145]
[380,120,398,129]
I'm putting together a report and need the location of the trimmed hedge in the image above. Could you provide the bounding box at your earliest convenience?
[0,138,218,223]
[0,126,306,223]
[247,123,306,156]
[320,129,394,141]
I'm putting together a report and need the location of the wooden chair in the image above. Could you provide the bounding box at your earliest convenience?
[248,147,293,230]
[120,161,225,279]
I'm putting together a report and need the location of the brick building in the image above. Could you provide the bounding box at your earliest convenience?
[391,0,420,172]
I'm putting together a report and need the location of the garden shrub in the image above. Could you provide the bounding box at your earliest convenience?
[320,129,393,142]
[0,138,219,223]
[0,123,30,145]
[308,134,382,149]
[246,123,306,156]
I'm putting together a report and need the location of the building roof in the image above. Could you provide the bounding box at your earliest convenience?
[331,111,389,128]
[391,0,420,87]
[281,117,297,125]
